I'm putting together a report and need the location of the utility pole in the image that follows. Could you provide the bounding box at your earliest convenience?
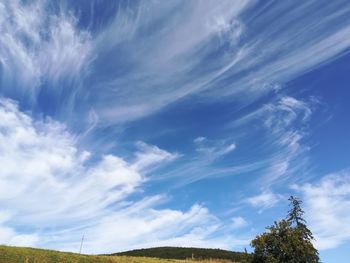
[79,234,85,254]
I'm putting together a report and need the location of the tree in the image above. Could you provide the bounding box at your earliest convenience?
[251,196,320,263]
[287,196,315,242]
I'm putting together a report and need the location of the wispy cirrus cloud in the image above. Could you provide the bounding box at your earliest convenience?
[163,95,315,187]
[229,95,316,187]
[194,136,236,157]
[131,141,180,173]
[0,0,93,114]
[293,170,350,250]
[230,217,248,230]
[245,191,283,213]
[92,0,350,123]
[146,94,316,189]
[2,0,350,126]
[153,136,244,186]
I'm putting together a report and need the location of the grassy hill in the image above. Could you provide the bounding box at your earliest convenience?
[112,247,252,262]
[0,245,251,263]
[0,245,108,263]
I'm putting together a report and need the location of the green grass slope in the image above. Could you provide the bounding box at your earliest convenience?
[112,247,252,262]
[0,245,250,263]
[0,246,108,263]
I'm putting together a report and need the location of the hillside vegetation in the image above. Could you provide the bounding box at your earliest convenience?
[112,247,251,262]
[0,245,249,263]
[0,245,107,263]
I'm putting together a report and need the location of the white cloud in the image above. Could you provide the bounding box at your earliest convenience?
[0,98,248,253]
[245,191,283,212]
[80,203,222,253]
[148,96,313,191]
[39,15,93,86]
[0,98,144,224]
[228,96,314,186]
[194,136,207,144]
[261,97,315,185]
[91,0,350,124]
[132,141,179,173]
[231,217,248,229]
[293,170,350,250]
[0,0,93,104]
[2,0,350,126]
[152,137,242,186]
[0,225,38,247]
[194,137,236,157]
[95,0,250,123]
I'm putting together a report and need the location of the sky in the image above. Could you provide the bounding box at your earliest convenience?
[0,0,350,262]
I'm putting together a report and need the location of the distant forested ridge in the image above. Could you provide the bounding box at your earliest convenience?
[111,247,252,262]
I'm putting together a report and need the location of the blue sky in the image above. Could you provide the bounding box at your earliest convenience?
[0,0,350,262]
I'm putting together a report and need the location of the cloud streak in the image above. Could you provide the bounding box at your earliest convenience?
[0,98,248,253]
[159,95,315,187]
[2,0,350,125]
[293,170,350,250]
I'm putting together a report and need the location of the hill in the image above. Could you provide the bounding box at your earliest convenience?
[0,246,108,263]
[0,245,109,263]
[0,245,251,263]
[112,247,252,262]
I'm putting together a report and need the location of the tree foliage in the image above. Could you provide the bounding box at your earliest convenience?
[251,196,319,263]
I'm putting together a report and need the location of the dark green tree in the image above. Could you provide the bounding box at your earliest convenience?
[251,196,320,263]
[287,196,315,242]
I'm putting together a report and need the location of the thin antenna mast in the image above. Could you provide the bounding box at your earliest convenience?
[79,234,85,254]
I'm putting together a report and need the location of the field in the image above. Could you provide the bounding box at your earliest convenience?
[0,246,240,263]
